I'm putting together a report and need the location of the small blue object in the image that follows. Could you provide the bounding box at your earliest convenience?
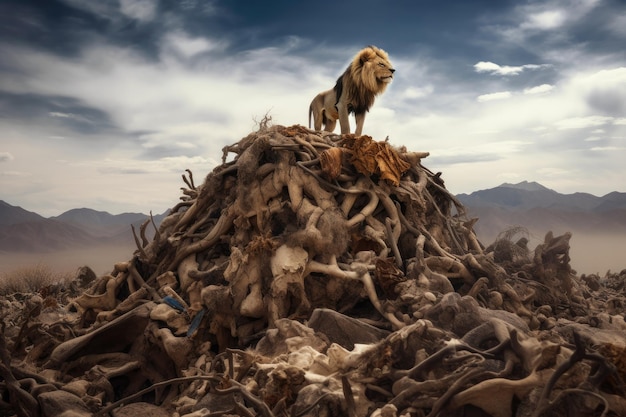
[163,295,185,312]
[187,308,206,337]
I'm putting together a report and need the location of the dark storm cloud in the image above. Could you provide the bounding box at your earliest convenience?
[203,0,518,57]
[0,91,119,136]
[0,0,102,56]
[0,0,163,59]
[471,0,626,74]
[566,0,626,56]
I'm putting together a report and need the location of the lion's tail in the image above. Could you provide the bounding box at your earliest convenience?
[308,105,313,129]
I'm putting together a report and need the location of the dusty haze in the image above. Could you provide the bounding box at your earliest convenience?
[0,243,137,277]
[0,233,622,279]
[566,233,624,275]
[476,231,625,275]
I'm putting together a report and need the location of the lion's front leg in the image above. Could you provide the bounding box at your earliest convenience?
[354,112,366,136]
[337,102,351,134]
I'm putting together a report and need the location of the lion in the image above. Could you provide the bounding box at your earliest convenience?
[308,45,395,136]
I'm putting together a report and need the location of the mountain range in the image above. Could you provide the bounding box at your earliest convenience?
[0,201,166,253]
[457,181,626,213]
[456,181,626,243]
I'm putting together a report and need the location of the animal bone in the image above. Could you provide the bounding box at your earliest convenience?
[150,303,189,335]
[448,370,552,417]
[268,244,309,326]
[71,273,125,313]
[154,327,192,371]
[46,302,154,368]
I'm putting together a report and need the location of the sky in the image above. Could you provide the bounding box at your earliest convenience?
[0,0,625,217]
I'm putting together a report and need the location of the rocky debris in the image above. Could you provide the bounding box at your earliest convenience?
[1,123,626,417]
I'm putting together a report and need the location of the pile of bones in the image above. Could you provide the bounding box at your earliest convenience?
[2,124,626,417]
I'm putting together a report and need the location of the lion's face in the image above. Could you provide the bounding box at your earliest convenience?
[353,46,395,93]
[371,55,395,84]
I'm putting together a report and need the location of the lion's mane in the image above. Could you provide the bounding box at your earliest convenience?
[335,45,393,114]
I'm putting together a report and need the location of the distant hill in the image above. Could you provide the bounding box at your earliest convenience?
[0,201,166,253]
[52,208,158,238]
[456,181,625,212]
[457,182,626,243]
[0,200,45,226]
[593,191,626,212]
[0,219,97,252]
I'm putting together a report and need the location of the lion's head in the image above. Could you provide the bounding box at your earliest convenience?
[350,45,395,94]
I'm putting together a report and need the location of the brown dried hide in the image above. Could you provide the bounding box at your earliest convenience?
[342,134,411,186]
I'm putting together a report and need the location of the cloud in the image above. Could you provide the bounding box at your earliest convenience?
[162,31,226,58]
[49,112,74,118]
[555,115,613,130]
[428,140,531,166]
[608,13,626,36]
[521,9,567,30]
[474,61,547,76]
[486,0,603,59]
[582,68,626,116]
[48,112,96,126]
[524,84,554,94]
[584,136,602,142]
[0,170,27,177]
[59,0,157,23]
[119,0,158,22]
[0,152,14,162]
[58,0,120,21]
[477,91,512,102]
[0,91,121,137]
[536,167,573,177]
[87,154,216,173]
[590,146,623,152]
[401,86,434,100]
[516,0,601,32]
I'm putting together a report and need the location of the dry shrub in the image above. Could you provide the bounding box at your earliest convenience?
[487,225,532,268]
[0,263,73,296]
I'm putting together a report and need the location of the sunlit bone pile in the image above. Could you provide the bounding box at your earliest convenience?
[2,123,626,417]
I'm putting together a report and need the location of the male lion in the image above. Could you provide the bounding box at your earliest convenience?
[308,45,395,136]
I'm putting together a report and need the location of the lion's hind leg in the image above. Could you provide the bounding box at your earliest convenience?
[313,109,323,131]
[322,111,337,132]
[310,93,326,131]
